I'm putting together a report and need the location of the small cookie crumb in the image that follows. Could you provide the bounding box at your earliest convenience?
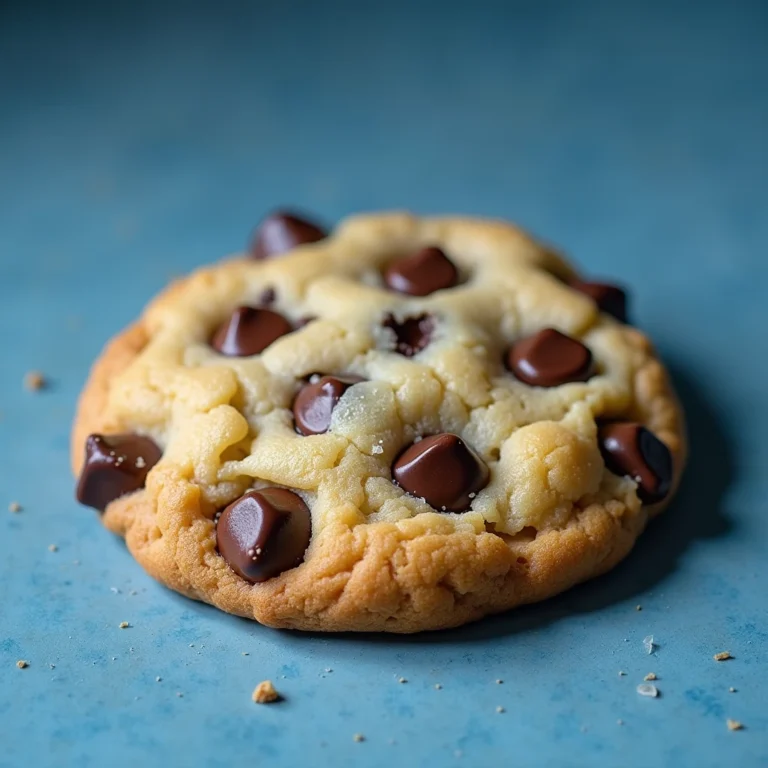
[618,671,627,677]
[643,635,655,654]
[16,660,29,669]
[495,679,503,684]
[637,683,659,698]
[24,371,46,391]
[635,605,642,611]
[398,677,407,684]
[644,673,657,681]
[726,719,743,731]
[8,501,21,513]
[155,676,162,682]
[48,544,58,552]
[434,684,442,690]
[729,687,737,693]
[118,621,130,629]
[714,651,733,662]
[353,733,365,743]
[496,706,505,713]
[252,680,280,704]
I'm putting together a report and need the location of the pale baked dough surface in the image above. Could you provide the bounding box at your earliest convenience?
[71,213,686,632]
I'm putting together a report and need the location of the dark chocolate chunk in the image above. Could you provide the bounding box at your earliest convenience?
[392,433,489,512]
[384,246,459,296]
[598,422,673,503]
[293,375,366,436]
[383,313,435,357]
[250,211,326,259]
[507,328,594,387]
[211,306,293,357]
[259,287,277,305]
[216,488,312,582]
[76,433,162,512]
[570,279,629,323]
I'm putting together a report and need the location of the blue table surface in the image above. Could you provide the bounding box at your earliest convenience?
[1,1,767,766]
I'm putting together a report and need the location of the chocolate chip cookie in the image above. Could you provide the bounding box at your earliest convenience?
[71,211,686,632]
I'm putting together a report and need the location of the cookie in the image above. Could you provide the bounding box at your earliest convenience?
[71,211,686,632]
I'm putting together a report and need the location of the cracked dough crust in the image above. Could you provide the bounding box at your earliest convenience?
[71,213,686,632]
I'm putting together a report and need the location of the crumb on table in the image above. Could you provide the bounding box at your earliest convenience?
[252,680,280,704]
[118,621,130,629]
[727,719,744,731]
[644,673,657,681]
[24,371,46,391]
[714,651,733,662]
[8,501,22,513]
[16,660,29,669]
[643,635,655,654]
[353,733,365,743]
[48,544,58,552]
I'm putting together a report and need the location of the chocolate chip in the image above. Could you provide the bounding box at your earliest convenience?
[507,328,595,387]
[293,375,365,436]
[211,306,293,356]
[259,287,277,305]
[598,422,672,503]
[383,313,434,357]
[392,433,489,512]
[384,246,459,296]
[76,434,162,512]
[216,488,311,582]
[250,211,327,259]
[570,279,628,323]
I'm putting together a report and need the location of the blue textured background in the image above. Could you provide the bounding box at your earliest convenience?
[1,2,767,766]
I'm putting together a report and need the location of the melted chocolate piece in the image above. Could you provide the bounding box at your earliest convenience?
[211,306,293,356]
[507,328,594,387]
[570,279,629,323]
[216,488,312,582]
[392,433,489,512]
[250,211,327,259]
[76,433,162,512]
[598,422,673,503]
[293,375,366,435]
[384,246,459,296]
[383,313,435,357]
